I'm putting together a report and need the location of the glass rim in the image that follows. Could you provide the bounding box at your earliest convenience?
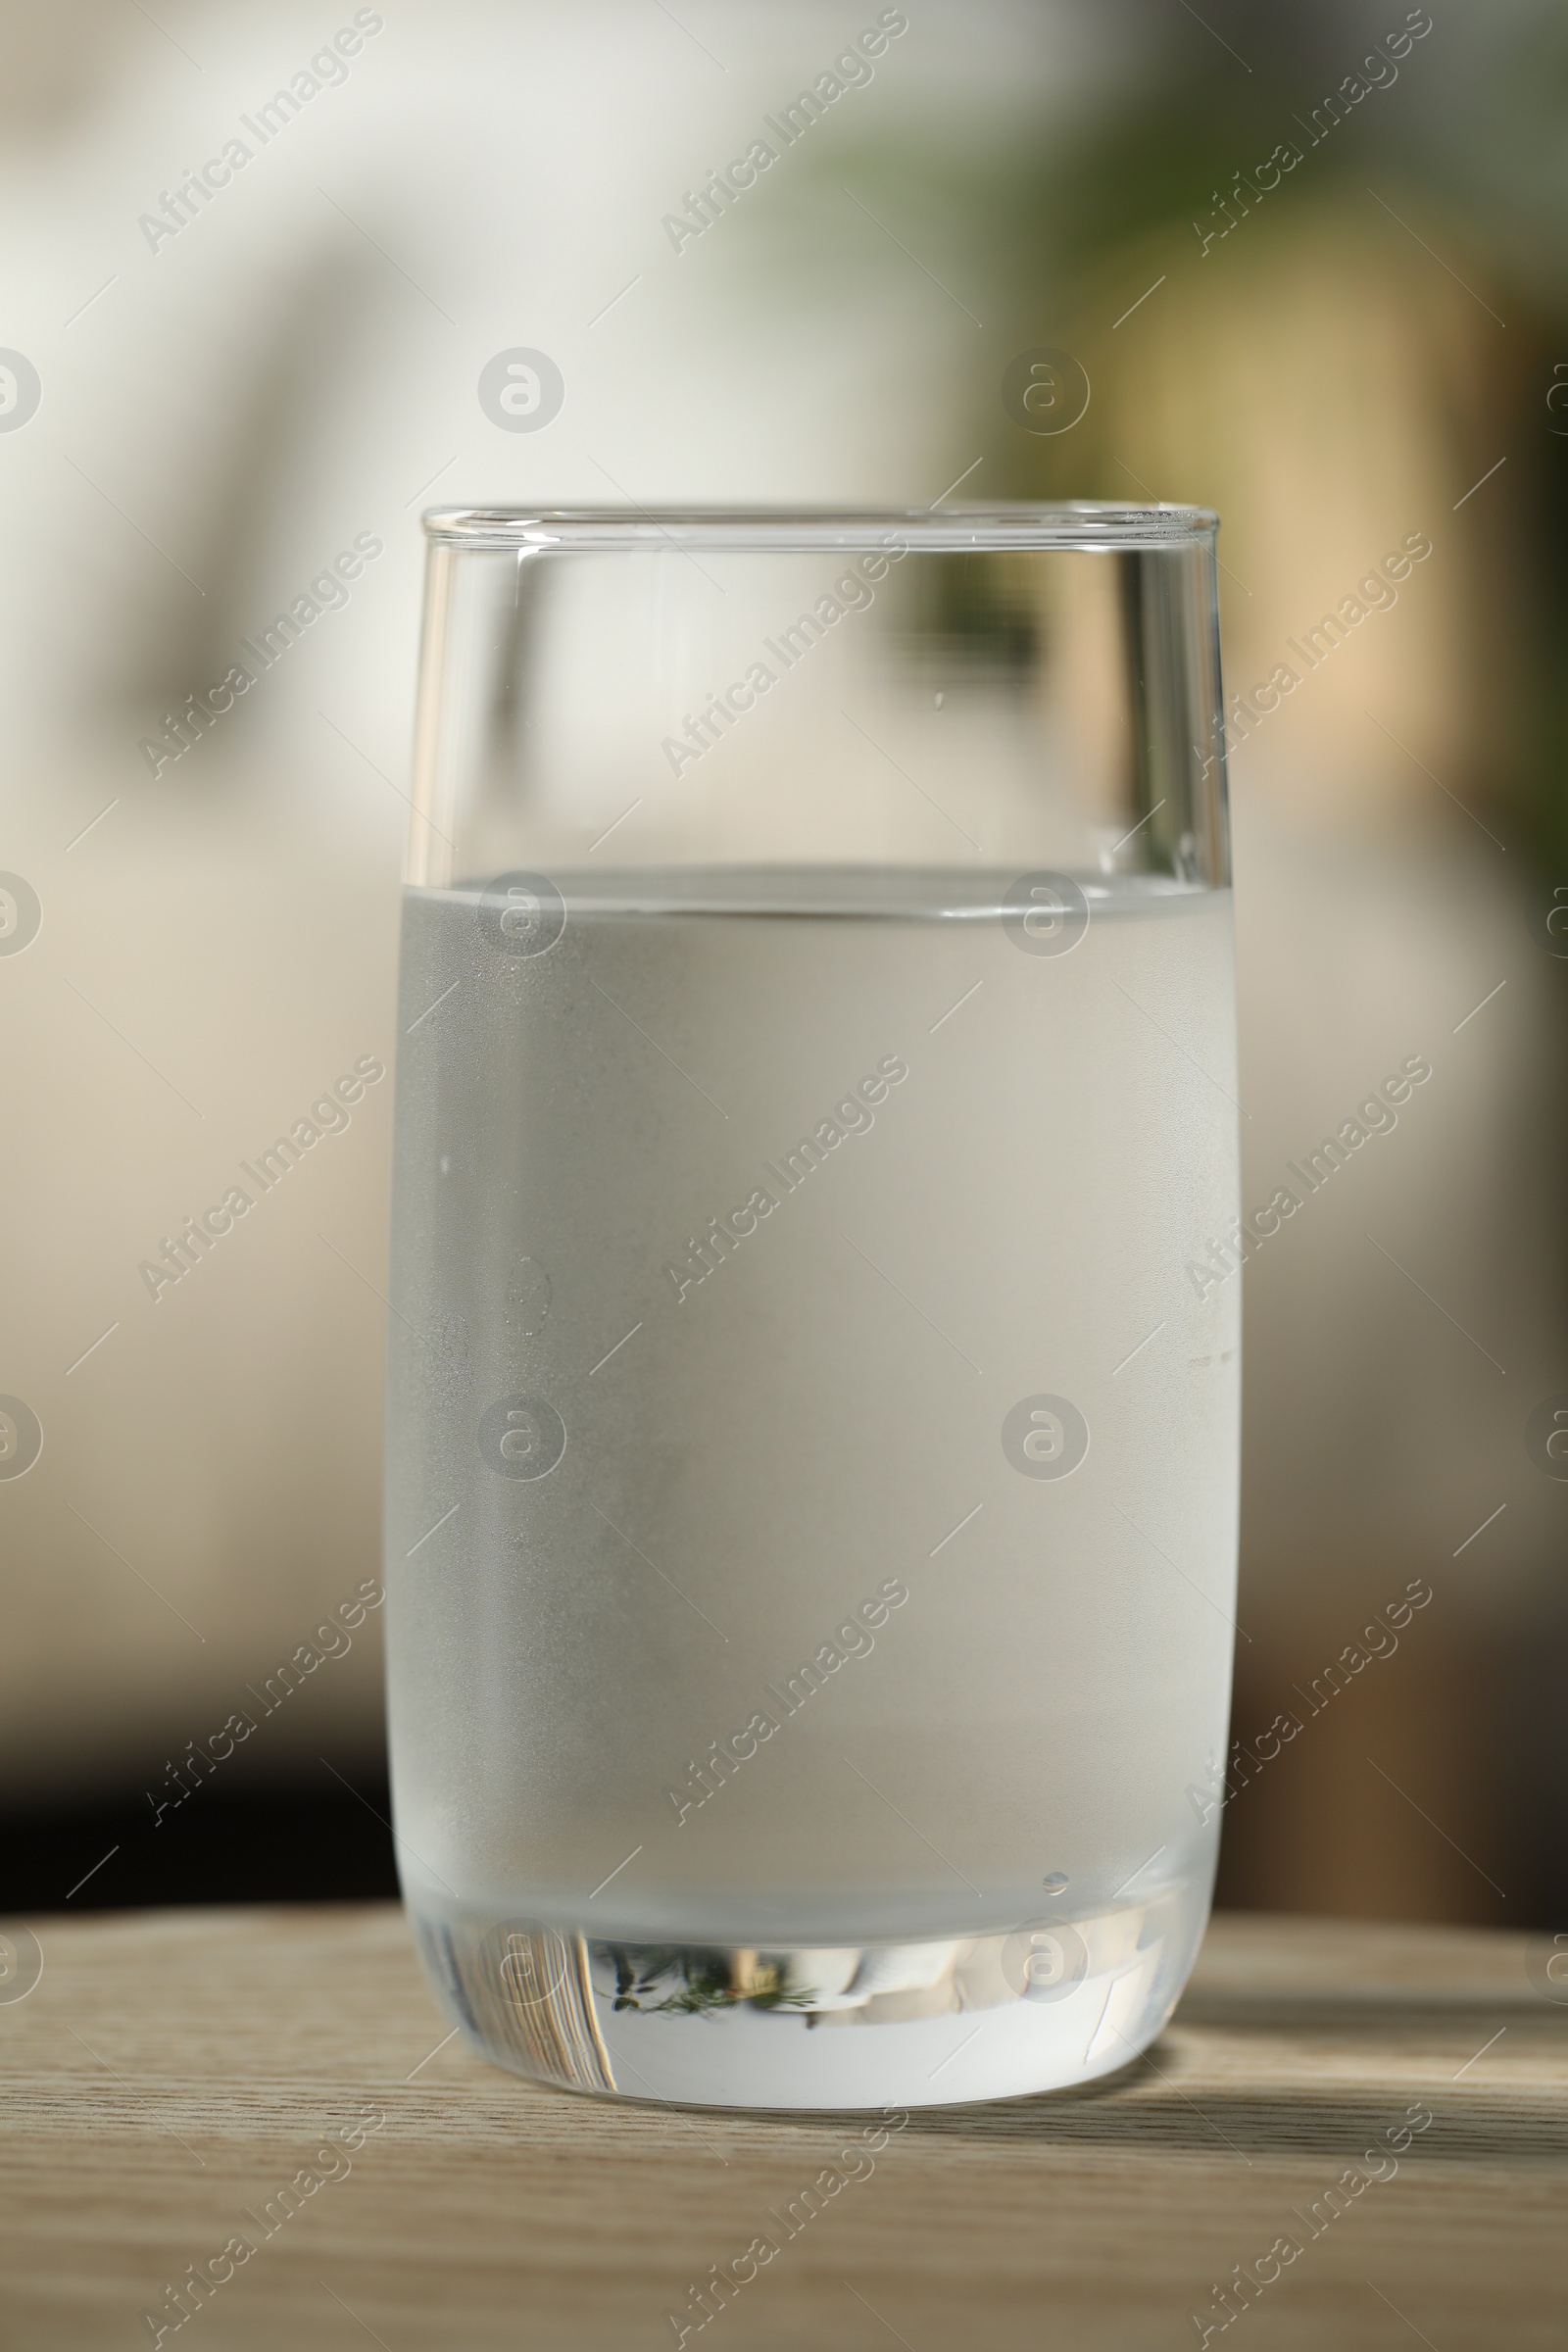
[420,501,1218,552]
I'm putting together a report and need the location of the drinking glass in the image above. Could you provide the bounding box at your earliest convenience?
[385,504,1238,2110]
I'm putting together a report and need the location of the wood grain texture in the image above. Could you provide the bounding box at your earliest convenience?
[0,1903,1564,2349]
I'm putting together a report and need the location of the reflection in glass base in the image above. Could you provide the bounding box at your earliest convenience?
[408,1881,1208,2110]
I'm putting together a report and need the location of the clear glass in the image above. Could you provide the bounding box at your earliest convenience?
[384,505,1239,2110]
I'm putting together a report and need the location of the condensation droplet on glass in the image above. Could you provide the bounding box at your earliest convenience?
[439,1156,452,1175]
[934,691,945,708]
[1041,1872,1068,1893]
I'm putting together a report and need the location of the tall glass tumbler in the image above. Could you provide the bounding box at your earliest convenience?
[386,506,1238,2110]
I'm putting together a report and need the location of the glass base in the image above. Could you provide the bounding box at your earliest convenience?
[408,1881,1208,2109]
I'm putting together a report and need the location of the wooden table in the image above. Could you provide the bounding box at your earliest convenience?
[2,1904,1564,2348]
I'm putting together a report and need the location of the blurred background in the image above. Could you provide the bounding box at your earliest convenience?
[2,0,1565,1928]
